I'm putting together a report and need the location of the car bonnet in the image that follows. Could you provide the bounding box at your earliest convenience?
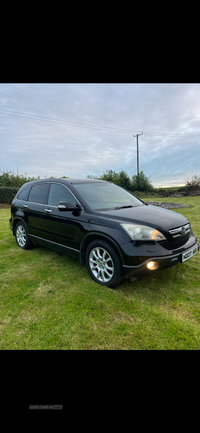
[98,204,189,232]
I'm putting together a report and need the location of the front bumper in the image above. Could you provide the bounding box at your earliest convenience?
[122,240,199,279]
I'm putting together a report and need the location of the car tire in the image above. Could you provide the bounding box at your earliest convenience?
[15,221,34,250]
[85,239,124,288]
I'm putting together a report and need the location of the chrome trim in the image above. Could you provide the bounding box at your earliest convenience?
[24,182,84,211]
[48,182,84,211]
[29,234,80,252]
[57,205,67,209]
[169,223,191,237]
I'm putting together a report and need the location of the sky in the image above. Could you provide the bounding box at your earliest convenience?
[0,82,200,188]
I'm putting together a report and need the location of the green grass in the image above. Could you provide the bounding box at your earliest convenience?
[0,196,200,350]
[154,186,181,191]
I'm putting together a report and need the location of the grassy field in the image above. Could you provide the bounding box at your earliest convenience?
[0,196,200,350]
[154,186,182,192]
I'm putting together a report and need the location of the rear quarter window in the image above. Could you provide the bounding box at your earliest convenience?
[28,184,49,204]
[17,187,31,201]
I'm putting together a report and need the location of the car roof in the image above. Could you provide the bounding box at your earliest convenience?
[64,178,106,184]
[20,178,107,189]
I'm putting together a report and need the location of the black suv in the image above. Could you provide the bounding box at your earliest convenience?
[9,178,199,288]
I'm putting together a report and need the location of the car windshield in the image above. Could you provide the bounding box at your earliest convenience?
[73,182,143,211]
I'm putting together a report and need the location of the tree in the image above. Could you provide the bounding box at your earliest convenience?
[131,171,154,193]
[93,169,154,192]
[99,170,119,184]
[0,172,38,189]
[185,174,200,192]
[87,175,99,179]
[117,170,132,191]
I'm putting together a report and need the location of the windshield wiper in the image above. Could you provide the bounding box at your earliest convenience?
[114,205,134,210]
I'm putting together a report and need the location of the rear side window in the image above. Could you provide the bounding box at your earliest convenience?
[29,184,49,204]
[17,187,31,201]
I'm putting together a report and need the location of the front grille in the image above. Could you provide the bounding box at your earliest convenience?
[169,223,190,236]
[159,233,191,251]
[159,223,191,251]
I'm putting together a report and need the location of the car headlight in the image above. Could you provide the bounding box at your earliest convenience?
[120,223,167,241]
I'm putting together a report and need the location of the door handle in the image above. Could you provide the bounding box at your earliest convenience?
[23,204,28,208]
[44,209,52,213]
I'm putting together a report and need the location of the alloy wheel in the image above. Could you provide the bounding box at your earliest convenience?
[16,224,27,248]
[89,247,114,282]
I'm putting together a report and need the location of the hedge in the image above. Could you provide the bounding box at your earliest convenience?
[0,187,18,204]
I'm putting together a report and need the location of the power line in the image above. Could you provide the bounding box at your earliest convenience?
[0,90,118,130]
[0,108,134,134]
[2,106,200,139]
[143,132,200,138]
[4,84,141,134]
[2,85,200,138]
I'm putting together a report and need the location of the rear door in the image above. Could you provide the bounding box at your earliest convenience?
[26,182,49,239]
[41,182,85,252]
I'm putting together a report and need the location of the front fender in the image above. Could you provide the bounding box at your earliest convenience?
[79,231,125,266]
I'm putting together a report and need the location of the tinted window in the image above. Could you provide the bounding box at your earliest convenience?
[29,184,49,204]
[48,183,77,207]
[17,187,31,201]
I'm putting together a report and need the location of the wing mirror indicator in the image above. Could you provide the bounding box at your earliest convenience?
[58,201,81,212]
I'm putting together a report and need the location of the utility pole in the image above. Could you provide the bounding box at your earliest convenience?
[133,132,143,175]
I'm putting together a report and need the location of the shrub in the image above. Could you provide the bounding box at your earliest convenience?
[186,174,200,192]
[131,171,154,193]
[99,169,119,184]
[99,170,154,193]
[0,172,38,189]
[0,187,18,204]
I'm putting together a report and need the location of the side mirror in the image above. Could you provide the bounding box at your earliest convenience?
[58,201,76,211]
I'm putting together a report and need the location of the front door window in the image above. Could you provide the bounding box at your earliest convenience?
[48,183,77,207]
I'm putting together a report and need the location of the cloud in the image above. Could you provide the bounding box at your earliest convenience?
[0,83,200,186]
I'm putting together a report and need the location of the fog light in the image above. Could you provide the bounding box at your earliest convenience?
[147,261,159,270]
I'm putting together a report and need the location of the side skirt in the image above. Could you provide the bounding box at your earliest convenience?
[29,234,80,258]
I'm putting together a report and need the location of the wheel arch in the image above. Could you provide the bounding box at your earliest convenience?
[13,217,26,236]
[79,232,125,266]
